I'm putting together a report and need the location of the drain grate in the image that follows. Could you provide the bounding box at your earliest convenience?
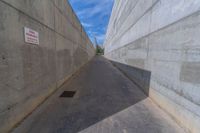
[60,91,76,98]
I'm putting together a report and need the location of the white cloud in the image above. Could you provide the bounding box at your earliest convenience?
[96,34,105,44]
[73,0,113,18]
[68,0,114,44]
[81,22,93,27]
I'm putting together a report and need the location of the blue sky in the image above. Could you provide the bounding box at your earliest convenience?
[68,0,114,46]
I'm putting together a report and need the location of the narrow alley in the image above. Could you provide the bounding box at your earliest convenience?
[12,56,185,133]
[1,0,200,132]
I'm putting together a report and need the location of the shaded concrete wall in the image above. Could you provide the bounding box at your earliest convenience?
[0,0,95,132]
[104,0,200,132]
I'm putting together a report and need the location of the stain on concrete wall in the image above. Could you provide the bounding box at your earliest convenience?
[125,59,145,69]
[0,0,95,132]
[180,62,200,84]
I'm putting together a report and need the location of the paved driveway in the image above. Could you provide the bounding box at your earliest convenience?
[12,56,186,133]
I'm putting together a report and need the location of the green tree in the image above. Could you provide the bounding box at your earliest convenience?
[96,45,104,55]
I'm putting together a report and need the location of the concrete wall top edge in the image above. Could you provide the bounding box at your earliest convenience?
[104,0,200,53]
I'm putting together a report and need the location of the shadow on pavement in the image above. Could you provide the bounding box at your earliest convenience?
[110,60,151,96]
[57,56,152,133]
[13,56,151,133]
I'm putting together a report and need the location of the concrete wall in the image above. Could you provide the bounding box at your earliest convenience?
[0,0,95,132]
[104,0,200,132]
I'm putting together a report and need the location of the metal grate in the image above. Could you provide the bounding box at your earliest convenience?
[60,91,76,98]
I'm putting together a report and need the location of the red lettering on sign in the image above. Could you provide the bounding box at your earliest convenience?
[24,27,39,45]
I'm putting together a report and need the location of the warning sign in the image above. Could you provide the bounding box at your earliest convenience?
[24,27,39,45]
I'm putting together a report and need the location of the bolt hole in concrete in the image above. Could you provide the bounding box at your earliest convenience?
[2,55,5,60]
[60,91,76,98]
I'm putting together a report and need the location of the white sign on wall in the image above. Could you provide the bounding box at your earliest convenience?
[24,27,39,45]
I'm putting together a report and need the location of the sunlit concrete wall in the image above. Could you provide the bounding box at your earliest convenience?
[104,0,200,132]
[0,0,95,132]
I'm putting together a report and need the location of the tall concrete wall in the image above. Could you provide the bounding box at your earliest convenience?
[0,0,95,132]
[104,0,200,132]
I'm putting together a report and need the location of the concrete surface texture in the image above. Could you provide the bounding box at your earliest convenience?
[104,0,200,133]
[0,0,95,132]
[12,56,186,133]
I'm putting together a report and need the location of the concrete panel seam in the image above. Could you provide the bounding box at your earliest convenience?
[151,84,200,118]
[107,0,140,42]
[150,88,199,133]
[0,0,55,32]
[117,0,139,26]
[0,0,92,50]
[54,2,57,89]
[52,2,81,34]
[106,10,200,54]
[107,0,159,46]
